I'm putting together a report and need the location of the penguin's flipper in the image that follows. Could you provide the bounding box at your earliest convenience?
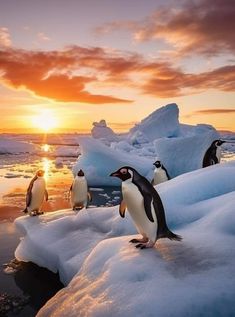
[45,189,49,201]
[151,179,154,185]
[143,194,154,222]
[87,191,92,202]
[119,200,127,218]
[26,191,32,208]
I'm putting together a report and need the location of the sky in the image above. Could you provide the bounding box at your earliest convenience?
[0,0,234,133]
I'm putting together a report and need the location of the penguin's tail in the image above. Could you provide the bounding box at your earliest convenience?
[166,230,182,241]
[22,207,28,214]
[158,229,182,241]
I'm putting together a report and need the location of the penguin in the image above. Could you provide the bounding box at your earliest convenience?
[202,140,226,168]
[23,170,48,216]
[151,160,170,186]
[69,169,92,211]
[110,166,182,249]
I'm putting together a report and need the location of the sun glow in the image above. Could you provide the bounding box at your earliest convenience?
[32,110,58,132]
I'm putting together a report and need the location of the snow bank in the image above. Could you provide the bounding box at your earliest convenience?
[91,120,118,142]
[72,137,153,186]
[129,103,180,141]
[0,137,37,154]
[14,161,235,317]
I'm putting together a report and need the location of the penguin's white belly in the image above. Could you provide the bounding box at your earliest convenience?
[153,169,168,185]
[216,147,221,162]
[28,179,45,211]
[122,182,157,242]
[71,179,88,206]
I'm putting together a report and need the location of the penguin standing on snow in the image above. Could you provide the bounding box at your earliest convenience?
[70,169,92,211]
[23,170,48,216]
[202,140,226,168]
[151,160,170,186]
[110,166,182,249]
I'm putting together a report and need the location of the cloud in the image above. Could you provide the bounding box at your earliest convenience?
[142,64,235,97]
[0,47,132,104]
[37,32,51,42]
[0,45,234,102]
[0,27,11,47]
[96,0,235,57]
[192,109,235,115]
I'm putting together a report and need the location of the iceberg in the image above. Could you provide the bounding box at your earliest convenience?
[0,137,37,154]
[91,119,118,142]
[154,125,219,178]
[73,104,220,186]
[14,161,235,317]
[129,103,180,141]
[72,137,153,186]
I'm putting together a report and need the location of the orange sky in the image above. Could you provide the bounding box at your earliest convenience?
[0,0,234,133]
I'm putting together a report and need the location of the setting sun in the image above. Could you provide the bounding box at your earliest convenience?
[32,110,58,132]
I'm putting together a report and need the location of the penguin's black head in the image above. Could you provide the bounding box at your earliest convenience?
[37,170,45,177]
[110,166,134,181]
[77,169,85,177]
[153,160,162,168]
[216,140,226,146]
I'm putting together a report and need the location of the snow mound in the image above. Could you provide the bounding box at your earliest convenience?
[91,120,118,142]
[72,137,153,186]
[0,138,37,154]
[14,162,235,317]
[129,103,180,141]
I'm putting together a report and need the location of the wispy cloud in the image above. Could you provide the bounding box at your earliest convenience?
[184,108,235,119]
[37,32,51,42]
[95,0,235,57]
[193,109,235,115]
[0,45,234,103]
[0,27,11,47]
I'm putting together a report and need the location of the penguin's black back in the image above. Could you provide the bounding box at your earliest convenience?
[161,164,171,180]
[202,143,218,167]
[132,170,181,241]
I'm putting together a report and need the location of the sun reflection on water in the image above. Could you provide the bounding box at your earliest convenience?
[42,144,50,152]
[42,157,51,182]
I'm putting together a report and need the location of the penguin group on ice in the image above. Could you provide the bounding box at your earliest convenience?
[22,139,229,248]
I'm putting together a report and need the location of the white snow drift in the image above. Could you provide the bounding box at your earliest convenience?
[14,161,235,317]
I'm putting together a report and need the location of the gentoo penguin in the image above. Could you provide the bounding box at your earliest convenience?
[23,170,48,216]
[70,169,92,211]
[151,160,170,186]
[110,166,181,249]
[202,140,226,168]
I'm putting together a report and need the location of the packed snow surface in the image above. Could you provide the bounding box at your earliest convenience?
[14,161,235,317]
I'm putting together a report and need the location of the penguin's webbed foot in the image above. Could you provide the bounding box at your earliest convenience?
[135,240,155,249]
[129,238,140,243]
[135,243,146,249]
[129,237,148,243]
